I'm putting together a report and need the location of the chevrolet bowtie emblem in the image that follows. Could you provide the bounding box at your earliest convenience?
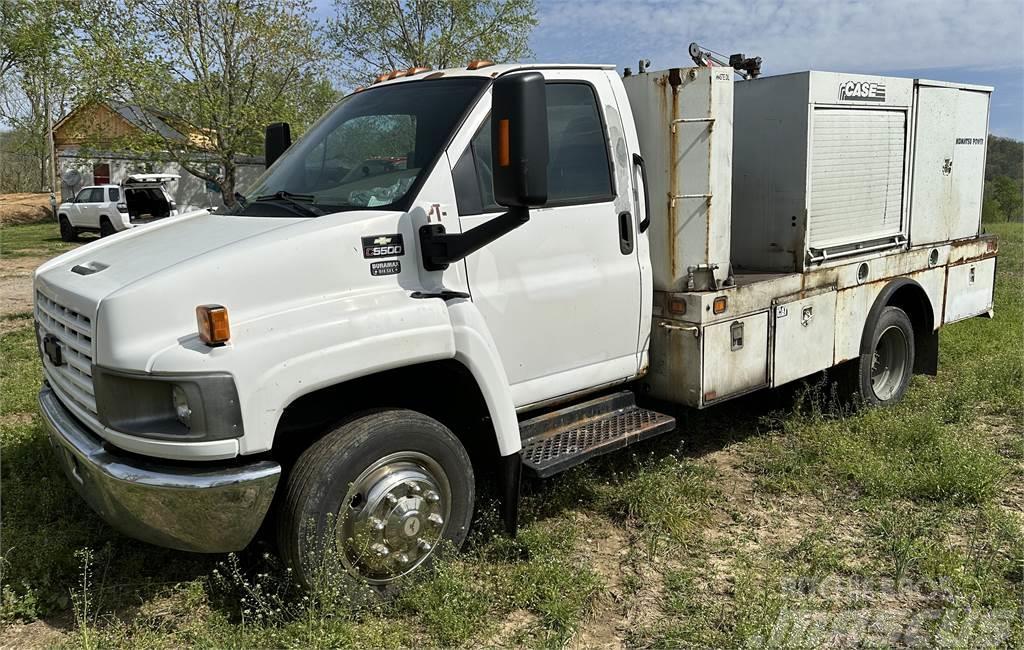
[373,236,392,245]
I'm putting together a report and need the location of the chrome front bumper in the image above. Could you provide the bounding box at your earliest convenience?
[40,385,280,553]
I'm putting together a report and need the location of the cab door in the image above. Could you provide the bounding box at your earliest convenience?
[452,71,643,407]
[69,187,98,228]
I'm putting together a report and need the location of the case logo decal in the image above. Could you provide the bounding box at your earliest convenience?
[370,260,401,276]
[362,233,405,258]
[838,80,886,102]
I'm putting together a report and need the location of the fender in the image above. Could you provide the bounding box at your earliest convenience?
[859,277,938,375]
[444,298,520,456]
[165,291,521,458]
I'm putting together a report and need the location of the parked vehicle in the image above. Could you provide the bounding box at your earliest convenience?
[56,173,180,240]
[35,57,996,591]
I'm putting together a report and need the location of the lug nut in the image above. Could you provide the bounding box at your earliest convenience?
[395,552,411,565]
[371,543,390,557]
[424,490,440,503]
[405,481,422,495]
[370,517,385,531]
[427,513,444,527]
[417,539,432,552]
[384,493,399,506]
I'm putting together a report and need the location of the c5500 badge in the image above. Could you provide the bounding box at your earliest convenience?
[362,233,404,258]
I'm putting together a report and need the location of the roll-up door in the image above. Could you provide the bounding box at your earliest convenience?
[808,108,906,249]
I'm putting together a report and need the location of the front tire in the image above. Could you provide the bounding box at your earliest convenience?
[59,216,78,242]
[841,306,915,406]
[277,409,475,591]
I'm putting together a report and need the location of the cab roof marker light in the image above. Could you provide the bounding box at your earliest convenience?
[387,69,406,80]
[467,60,494,70]
[406,65,431,75]
[373,73,389,84]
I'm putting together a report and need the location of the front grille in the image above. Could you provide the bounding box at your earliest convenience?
[35,290,97,415]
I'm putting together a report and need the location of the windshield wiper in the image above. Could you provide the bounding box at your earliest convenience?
[233,191,249,208]
[252,190,324,217]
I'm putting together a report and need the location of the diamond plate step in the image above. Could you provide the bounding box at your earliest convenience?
[519,392,676,478]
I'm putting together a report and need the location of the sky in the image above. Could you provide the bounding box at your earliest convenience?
[316,0,1024,139]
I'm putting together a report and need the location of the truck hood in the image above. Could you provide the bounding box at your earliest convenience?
[35,211,299,309]
[35,208,418,370]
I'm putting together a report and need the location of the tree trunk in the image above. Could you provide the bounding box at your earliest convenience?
[219,158,238,208]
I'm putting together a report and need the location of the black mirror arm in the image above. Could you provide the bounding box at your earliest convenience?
[419,207,529,271]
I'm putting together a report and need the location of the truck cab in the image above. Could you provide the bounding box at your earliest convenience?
[35,61,996,590]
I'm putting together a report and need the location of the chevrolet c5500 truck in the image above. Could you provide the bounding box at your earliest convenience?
[36,57,997,588]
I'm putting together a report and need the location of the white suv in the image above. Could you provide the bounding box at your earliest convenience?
[57,174,180,241]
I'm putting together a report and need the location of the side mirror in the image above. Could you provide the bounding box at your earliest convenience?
[418,72,548,272]
[491,72,548,207]
[264,122,292,168]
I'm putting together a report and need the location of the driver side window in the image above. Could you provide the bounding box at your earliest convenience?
[77,188,101,203]
[453,82,614,216]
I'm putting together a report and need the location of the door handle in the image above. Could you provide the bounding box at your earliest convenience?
[618,211,634,255]
[633,153,651,233]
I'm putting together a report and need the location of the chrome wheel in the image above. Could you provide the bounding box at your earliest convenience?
[336,451,450,584]
[870,325,909,401]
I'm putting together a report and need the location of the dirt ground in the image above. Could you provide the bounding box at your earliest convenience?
[0,193,54,225]
[0,619,69,650]
[0,256,49,319]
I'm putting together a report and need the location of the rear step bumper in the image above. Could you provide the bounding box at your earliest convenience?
[518,391,676,478]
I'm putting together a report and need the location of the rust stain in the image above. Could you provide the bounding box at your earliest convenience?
[668,68,682,89]
[666,72,679,285]
[705,72,712,268]
[667,69,682,286]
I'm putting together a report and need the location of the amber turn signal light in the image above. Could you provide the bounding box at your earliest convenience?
[467,59,494,70]
[497,119,510,167]
[196,304,230,345]
[712,296,728,314]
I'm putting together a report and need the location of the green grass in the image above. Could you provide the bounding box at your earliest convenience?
[1,223,1020,647]
[0,221,89,258]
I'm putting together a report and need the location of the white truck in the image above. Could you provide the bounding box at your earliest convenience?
[35,57,997,589]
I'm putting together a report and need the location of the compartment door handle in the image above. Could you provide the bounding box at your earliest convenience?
[618,211,634,255]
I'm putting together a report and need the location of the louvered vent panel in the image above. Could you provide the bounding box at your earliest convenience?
[808,109,906,249]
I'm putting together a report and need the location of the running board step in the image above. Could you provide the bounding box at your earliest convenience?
[518,391,676,478]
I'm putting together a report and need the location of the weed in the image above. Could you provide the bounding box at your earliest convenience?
[595,453,718,545]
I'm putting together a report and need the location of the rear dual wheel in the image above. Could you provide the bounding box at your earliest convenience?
[841,306,915,406]
[277,409,475,591]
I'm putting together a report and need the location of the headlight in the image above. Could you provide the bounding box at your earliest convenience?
[92,366,242,441]
[172,385,192,429]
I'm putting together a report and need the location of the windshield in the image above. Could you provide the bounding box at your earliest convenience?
[233,77,487,217]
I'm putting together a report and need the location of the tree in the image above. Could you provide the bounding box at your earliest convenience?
[328,0,536,87]
[0,0,80,192]
[991,175,1023,221]
[76,0,338,207]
